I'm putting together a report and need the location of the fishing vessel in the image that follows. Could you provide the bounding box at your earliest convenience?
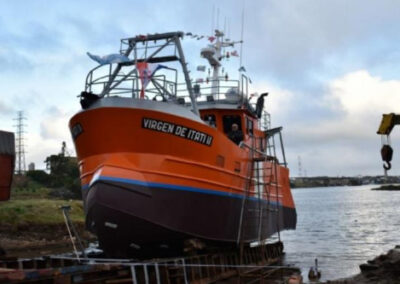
[69,31,296,257]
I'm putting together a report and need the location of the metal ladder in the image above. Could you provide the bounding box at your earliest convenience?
[252,154,281,242]
[237,139,256,246]
[267,126,289,241]
[236,140,281,282]
[238,126,287,245]
[265,137,282,242]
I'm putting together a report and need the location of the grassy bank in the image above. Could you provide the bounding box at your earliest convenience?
[0,197,92,257]
[0,199,84,228]
[1,178,85,229]
[0,175,91,256]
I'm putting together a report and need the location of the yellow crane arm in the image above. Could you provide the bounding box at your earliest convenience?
[377,113,400,135]
[377,113,400,171]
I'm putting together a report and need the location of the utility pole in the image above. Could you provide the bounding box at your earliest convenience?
[14,111,27,175]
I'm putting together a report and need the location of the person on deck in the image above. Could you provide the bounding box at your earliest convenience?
[228,123,244,145]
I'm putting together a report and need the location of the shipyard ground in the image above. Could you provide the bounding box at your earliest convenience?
[0,186,302,283]
[2,186,400,283]
[0,222,93,258]
[1,214,400,283]
[0,241,303,283]
[3,243,400,283]
[0,188,94,258]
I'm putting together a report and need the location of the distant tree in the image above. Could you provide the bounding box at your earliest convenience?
[26,170,51,185]
[43,142,81,199]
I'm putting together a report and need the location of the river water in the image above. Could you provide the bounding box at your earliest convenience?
[280,184,400,281]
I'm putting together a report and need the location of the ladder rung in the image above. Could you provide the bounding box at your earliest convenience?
[251,182,282,187]
[252,157,278,162]
[253,157,266,162]
[266,182,282,187]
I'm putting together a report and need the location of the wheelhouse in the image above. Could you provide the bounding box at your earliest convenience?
[79,31,287,166]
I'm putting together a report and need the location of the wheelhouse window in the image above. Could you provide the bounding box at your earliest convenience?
[259,137,265,152]
[222,115,242,133]
[203,114,216,127]
[223,115,244,145]
[246,117,254,136]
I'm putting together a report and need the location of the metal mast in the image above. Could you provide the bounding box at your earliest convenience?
[14,111,27,175]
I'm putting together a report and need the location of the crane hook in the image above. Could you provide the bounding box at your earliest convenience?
[381,144,393,171]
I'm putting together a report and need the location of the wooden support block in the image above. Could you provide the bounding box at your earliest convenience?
[53,275,71,284]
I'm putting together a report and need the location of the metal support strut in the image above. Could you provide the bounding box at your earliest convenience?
[60,205,87,261]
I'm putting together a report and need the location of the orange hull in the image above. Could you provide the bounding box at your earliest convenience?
[70,102,296,255]
[71,107,294,208]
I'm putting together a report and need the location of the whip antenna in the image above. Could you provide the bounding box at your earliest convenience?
[224,16,227,35]
[211,5,215,35]
[217,7,220,30]
[239,4,245,69]
[228,18,231,39]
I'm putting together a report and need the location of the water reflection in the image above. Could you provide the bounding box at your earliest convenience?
[281,184,400,281]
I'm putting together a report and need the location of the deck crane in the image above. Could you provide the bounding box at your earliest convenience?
[377,113,400,172]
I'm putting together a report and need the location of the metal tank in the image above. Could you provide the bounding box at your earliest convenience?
[0,131,15,201]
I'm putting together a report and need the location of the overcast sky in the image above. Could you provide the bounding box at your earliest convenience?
[1,0,400,177]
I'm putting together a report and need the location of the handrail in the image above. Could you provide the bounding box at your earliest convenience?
[85,65,249,106]
[239,142,266,156]
[240,141,286,167]
[83,55,249,111]
[85,64,178,99]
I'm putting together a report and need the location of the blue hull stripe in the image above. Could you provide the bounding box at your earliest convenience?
[83,175,282,206]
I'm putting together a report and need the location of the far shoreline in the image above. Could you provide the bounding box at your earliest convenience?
[291,183,400,190]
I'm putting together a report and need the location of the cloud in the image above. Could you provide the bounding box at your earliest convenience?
[293,70,400,141]
[25,132,61,170]
[243,0,400,90]
[331,70,400,116]
[0,101,14,116]
[0,0,399,177]
[284,70,400,176]
[20,106,76,169]
[39,107,73,141]
[0,51,35,74]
